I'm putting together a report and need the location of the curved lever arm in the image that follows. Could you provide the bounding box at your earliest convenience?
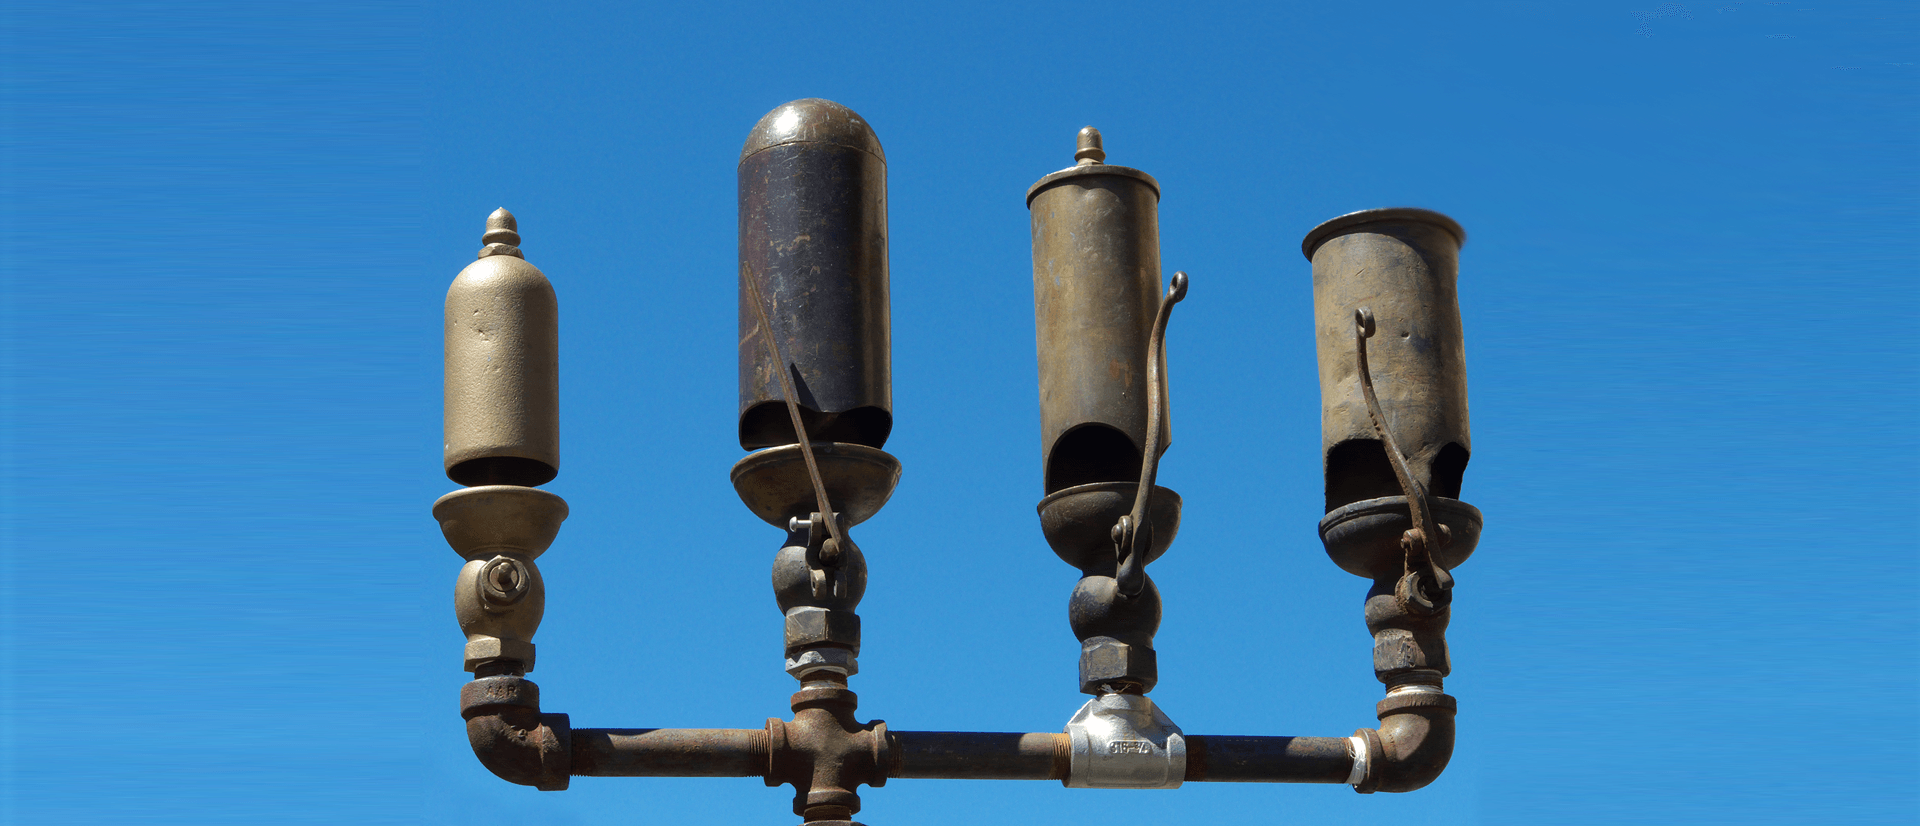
[742,263,851,568]
[1114,271,1188,598]
[1353,308,1451,598]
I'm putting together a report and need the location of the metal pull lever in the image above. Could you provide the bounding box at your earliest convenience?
[1111,271,1188,598]
[742,263,854,572]
[790,512,849,600]
[1353,307,1453,607]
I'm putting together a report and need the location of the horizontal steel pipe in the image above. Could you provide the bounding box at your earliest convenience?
[1183,735,1353,783]
[551,723,1365,787]
[570,728,771,778]
[885,731,1352,785]
[888,731,1068,780]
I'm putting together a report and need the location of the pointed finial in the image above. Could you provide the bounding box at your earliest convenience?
[478,208,524,259]
[483,208,520,246]
[1075,126,1105,165]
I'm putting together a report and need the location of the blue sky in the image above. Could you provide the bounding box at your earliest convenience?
[5,1,1916,824]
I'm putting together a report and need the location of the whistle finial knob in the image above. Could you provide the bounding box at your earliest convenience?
[1075,126,1105,165]
[478,208,523,260]
[482,207,520,247]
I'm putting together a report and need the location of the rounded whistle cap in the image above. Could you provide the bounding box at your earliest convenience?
[740,98,885,165]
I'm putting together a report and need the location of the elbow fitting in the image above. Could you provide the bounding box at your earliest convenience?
[461,675,572,791]
[1348,686,1456,794]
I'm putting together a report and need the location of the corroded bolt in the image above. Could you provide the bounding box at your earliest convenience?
[489,563,519,591]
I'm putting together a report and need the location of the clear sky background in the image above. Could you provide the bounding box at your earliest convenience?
[5,1,1916,824]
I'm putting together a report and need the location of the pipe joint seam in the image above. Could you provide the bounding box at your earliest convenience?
[1352,691,1456,794]
[1376,689,1456,718]
[462,676,572,791]
[1064,694,1185,789]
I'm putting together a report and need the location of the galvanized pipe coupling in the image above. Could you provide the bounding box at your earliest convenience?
[1064,693,1185,789]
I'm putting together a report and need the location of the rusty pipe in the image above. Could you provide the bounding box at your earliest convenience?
[884,731,1356,785]
[464,677,775,784]
[1350,688,1457,793]
[1184,735,1353,783]
[889,731,1069,780]
[461,676,571,791]
[1346,575,1458,793]
[571,728,771,777]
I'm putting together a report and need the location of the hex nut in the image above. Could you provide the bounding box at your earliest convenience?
[784,606,861,655]
[1371,627,1450,680]
[785,647,858,679]
[466,636,536,673]
[1079,637,1157,694]
[456,556,544,641]
[479,556,532,611]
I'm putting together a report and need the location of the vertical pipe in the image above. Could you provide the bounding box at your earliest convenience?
[444,208,559,487]
[1303,208,1469,513]
[737,99,892,451]
[1028,127,1167,494]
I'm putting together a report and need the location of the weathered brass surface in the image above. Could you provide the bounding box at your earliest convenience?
[462,675,572,790]
[1304,208,1469,513]
[436,484,566,673]
[1036,482,1180,572]
[1029,128,1189,700]
[440,117,1482,817]
[1328,306,1473,612]
[731,442,900,530]
[738,99,892,451]
[444,208,559,487]
[433,484,568,560]
[1111,271,1186,597]
[1319,495,1480,580]
[1028,127,1168,494]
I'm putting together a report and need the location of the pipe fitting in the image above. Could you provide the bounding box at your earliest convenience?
[438,485,565,674]
[461,675,571,791]
[1349,687,1456,794]
[455,554,545,672]
[784,607,861,655]
[764,685,890,819]
[1365,579,1450,685]
[786,647,858,679]
[1064,693,1185,789]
